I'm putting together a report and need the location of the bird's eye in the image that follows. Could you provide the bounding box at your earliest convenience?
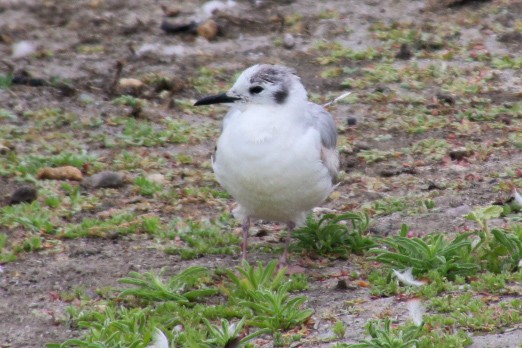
[249,86,264,94]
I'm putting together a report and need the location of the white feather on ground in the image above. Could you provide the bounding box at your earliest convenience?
[393,268,425,287]
[147,329,169,348]
[513,189,522,207]
[407,298,425,326]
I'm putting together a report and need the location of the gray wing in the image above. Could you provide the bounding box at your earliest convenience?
[306,102,339,182]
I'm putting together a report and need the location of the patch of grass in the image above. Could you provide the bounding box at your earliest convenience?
[164,220,240,259]
[293,212,375,257]
[314,41,384,66]
[241,285,313,332]
[492,55,522,69]
[369,226,478,279]
[0,233,17,263]
[113,151,165,170]
[357,149,398,164]
[112,95,145,108]
[465,205,522,273]
[203,317,270,347]
[0,202,56,234]
[118,119,171,147]
[191,67,225,94]
[225,261,313,333]
[118,118,215,147]
[13,235,43,253]
[119,267,218,304]
[0,74,13,88]
[23,108,78,130]
[133,176,162,197]
[61,213,145,239]
[409,138,449,162]
[337,318,422,348]
[0,108,16,120]
[333,320,347,339]
[417,328,472,348]
[427,293,522,332]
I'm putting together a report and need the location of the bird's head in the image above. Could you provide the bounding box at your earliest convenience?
[194,64,307,107]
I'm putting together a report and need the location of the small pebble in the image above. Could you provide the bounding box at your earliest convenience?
[197,19,218,41]
[12,41,37,59]
[335,279,349,290]
[37,166,83,181]
[0,144,9,154]
[118,78,144,90]
[9,186,37,205]
[82,171,125,189]
[346,117,357,126]
[395,43,412,60]
[448,147,472,161]
[161,5,181,17]
[436,93,455,105]
[282,33,295,49]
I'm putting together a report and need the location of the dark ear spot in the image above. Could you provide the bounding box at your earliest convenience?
[274,88,288,104]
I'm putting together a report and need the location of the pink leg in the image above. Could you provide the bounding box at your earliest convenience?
[241,217,250,261]
[279,221,295,267]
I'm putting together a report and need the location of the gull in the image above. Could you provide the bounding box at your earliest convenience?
[194,64,339,265]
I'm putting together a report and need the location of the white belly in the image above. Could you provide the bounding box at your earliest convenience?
[213,106,333,225]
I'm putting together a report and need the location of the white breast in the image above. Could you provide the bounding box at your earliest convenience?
[212,104,333,225]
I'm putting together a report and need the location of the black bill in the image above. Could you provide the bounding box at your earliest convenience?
[194,93,240,106]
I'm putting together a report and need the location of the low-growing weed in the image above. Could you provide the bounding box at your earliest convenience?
[165,220,240,259]
[203,317,269,347]
[370,226,478,279]
[293,212,375,257]
[241,285,313,332]
[337,318,422,348]
[118,267,217,304]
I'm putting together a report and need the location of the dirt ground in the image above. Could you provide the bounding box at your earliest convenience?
[0,0,521,347]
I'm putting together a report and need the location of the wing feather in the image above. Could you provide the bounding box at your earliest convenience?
[306,102,339,181]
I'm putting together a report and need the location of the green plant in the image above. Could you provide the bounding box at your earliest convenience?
[0,74,13,89]
[292,212,374,257]
[288,273,309,292]
[241,284,313,332]
[333,320,347,339]
[119,119,170,147]
[165,220,240,259]
[427,293,522,332]
[227,260,286,299]
[134,176,162,196]
[62,213,142,238]
[203,317,269,347]
[118,267,217,303]
[0,202,55,234]
[47,306,154,348]
[62,182,84,214]
[0,233,16,263]
[465,206,522,272]
[340,318,422,348]
[14,235,43,253]
[465,205,503,235]
[477,228,522,273]
[226,261,313,332]
[416,328,472,348]
[370,226,479,279]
